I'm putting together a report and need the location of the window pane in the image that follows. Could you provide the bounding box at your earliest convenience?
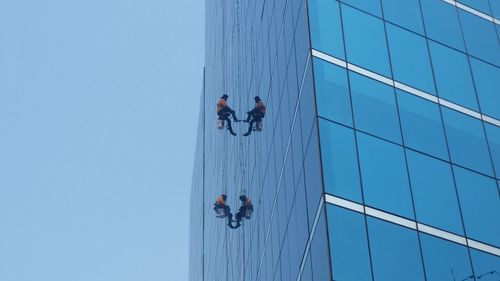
[340,0,382,17]
[309,0,345,59]
[470,58,500,120]
[381,0,424,34]
[319,119,362,203]
[460,0,492,15]
[485,123,500,178]
[459,10,500,66]
[350,71,402,143]
[470,249,500,280]
[397,90,449,160]
[429,41,478,111]
[311,211,332,281]
[386,24,435,94]
[313,58,353,126]
[342,4,392,77]
[357,132,414,219]
[492,0,500,18]
[420,234,473,281]
[327,205,372,281]
[419,0,466,51]
[442,108,494,176]
[454,166,500,247]
[368,217,425,281]
[406,150,464,235]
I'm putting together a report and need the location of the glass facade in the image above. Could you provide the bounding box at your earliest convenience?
[191,0,500,280]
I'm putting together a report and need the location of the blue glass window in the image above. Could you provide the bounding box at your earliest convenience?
[492,0,500,18]
[470,250,500,280]
[419,0,466,51]
[311,211,332,281]
[309,0,345,59]
[319,119,362,202]
[368,217,425,281]
[420,234,474,281]
[327,205,372,281]
[429,41,479,111]
[397,90,449,160]
[406,150,464,235]
[470,58,500,120]
[357,132,414,219]
[381,0,424,34]
[313,58,353,126]
[349,72,402,143]
[459,10,500,66]
[485,123,500,177]
[342,4,392,78]
[386,24,435,94]
[442,108,494,176]
[454,166,500,247]
[460,0,492,15]
[340,0,382,17]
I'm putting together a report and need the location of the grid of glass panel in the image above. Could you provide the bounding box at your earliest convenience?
[309,0,500,280]
[192,0,500,281]
[191,0,329,280]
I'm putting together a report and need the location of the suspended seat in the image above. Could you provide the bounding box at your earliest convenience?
[255,122,263,132]
[217,119,225,129]
[214,206,227,218]
[245,207,253,219]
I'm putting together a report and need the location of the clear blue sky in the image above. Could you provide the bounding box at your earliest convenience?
[0,0,204,280]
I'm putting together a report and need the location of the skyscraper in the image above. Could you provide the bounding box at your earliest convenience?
[191,0,500,280]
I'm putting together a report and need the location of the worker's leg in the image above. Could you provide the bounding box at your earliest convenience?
[243,118,255,136]
[231,111,240,122]
[225,117,237,136]
[227,210,233,226]
[243,112,252,122]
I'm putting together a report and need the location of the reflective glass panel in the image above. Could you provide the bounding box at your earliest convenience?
[350,71,402,144]
[342,4,392,77]
[429,41,479,111]
[340,0,382,17]
[309,0,345,59]
[310,211,332,281]
[381,0,424,34]
[460,0,492,15]
[442,108,494,176]
[470,249,500,280]
[386,23,435,94]
[357,132,414,219]
[313,58,353,126]
[485,123,500,177]
[459,10,500,66]
[469,58,500,120]
[397,90,449,160]
[368,217,425,281]
[406,150,464,235]
[420,234,474,281]
[327,205,372,281]
[492,0,500,18]
[419,0,466,51]
[319,119,362,202]
[454,166,500,247]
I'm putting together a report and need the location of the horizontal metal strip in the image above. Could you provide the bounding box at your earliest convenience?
[311,49,500,127]
[325,194,500,257]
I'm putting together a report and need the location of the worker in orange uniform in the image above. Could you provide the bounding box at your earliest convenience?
[214,194,230,218]
[243,96,266,136]
[229,195,253,229]
[217,94,240,136]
